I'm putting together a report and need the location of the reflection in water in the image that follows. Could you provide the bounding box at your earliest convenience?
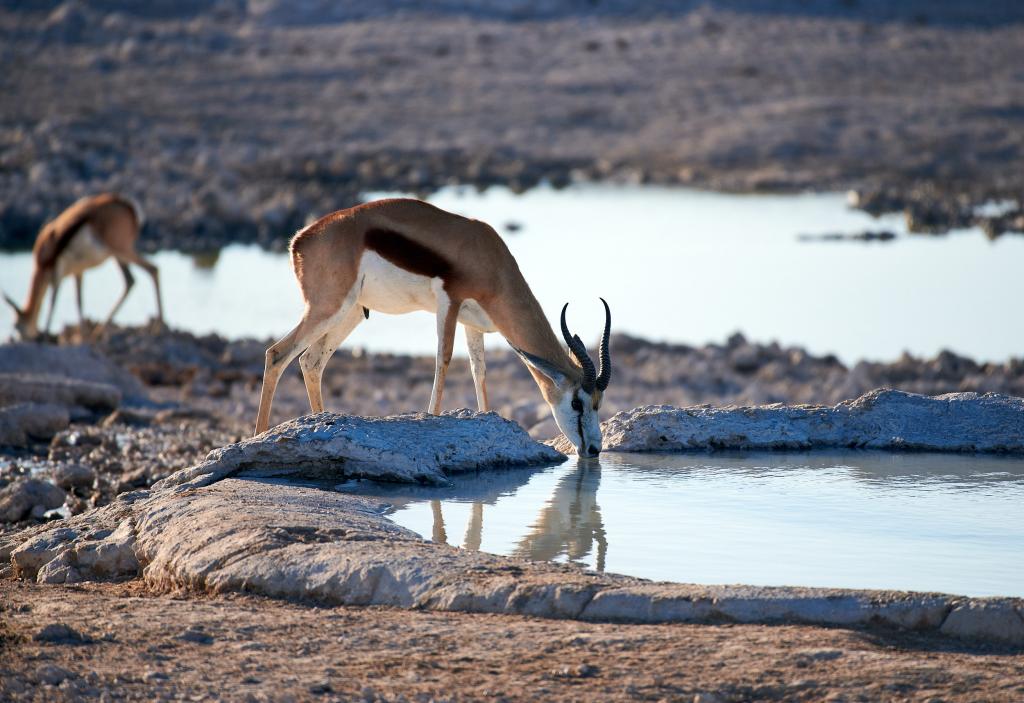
[421,460,607,571]
[514,461,607,570]
[339,450,1024,597]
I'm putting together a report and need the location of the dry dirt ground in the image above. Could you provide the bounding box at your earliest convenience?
[2,2,1023,249]
[2,580,1023,703]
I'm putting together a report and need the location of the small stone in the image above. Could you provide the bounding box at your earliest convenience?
[177,627,214,645]
[36,664,75,685]
[0,478,67,522]
[693,693,724,703]
[308,680,333,694]
[52,463,96,490]
[34,623,90,644]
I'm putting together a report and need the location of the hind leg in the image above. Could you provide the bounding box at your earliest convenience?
[298,303,363,415]
[254,279,363,435]
[255,309,342,435]
[117,251,163,324]
[98,263,135,334]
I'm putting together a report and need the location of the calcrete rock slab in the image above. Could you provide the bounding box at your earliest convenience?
[4,475,1024,645]
[585,389,1024,454]
[0,402,70,446]
[156,410,565,490]
[0,343,145,402]
[0,373,121,414]
[940,601,1024,644]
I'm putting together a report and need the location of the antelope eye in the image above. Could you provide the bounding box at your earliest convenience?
[571,398,583,412]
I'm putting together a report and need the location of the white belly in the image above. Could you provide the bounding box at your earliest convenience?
[57,225,110,278]
[356,251,496,332]
[357,251,436,314]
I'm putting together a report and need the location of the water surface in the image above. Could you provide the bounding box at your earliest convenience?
[338,451,1024,597]
[2,185,1022,363]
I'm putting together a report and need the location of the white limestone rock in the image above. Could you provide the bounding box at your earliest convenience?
[155,410,566,490]
[940,601,1024,644]
[582,389,1024,454]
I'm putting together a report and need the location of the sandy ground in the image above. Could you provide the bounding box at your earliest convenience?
[2,580,1023,703]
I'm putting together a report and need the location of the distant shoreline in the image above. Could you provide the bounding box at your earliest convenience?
[1,4,1022,250]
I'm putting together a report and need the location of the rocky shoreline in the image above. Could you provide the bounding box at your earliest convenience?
[3,324,1023,698]
[3,323,1024,535]
[2,2,1023,251]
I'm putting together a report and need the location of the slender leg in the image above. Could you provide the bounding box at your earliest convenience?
[99,263,135,332]
[117,252,163,324]
[255,283,362,436]
[74,274,85,327]
[463,501,483,551]
[464,326,488,412]
[430,500,448,544]
[428,297,460,415]
[298,303,363,414]
[43,278,61,335]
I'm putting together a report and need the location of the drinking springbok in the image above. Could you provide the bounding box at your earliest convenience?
[3,193,164,340]
[255,198,612,456]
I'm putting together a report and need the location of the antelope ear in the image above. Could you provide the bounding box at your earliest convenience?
[510,345,569,387]
[2,292,22,316]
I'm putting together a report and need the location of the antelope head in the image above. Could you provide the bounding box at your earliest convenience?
[514,299,612,458]
[2,292,35,341]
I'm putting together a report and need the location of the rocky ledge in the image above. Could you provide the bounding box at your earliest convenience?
[158,410,566,489]
[554,389,1024,454]
[2,409,1023,646]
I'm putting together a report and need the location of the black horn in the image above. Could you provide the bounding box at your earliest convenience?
[596,297,612,391]
[560,303,596,392]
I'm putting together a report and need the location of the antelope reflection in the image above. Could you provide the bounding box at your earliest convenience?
[429,460,606,571]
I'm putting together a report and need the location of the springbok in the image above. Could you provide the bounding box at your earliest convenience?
[255,198,612,456]
[3,193,164,340]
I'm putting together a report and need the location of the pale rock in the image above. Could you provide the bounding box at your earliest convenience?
[940,601,1024,643]
[52,463,96,490]
[155,410,565,490]
[0,373,121,412]
[559,389,1024,454]
[0,403,70,446]
[0,479,67,522]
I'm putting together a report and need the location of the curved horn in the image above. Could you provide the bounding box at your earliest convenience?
[596,297,612,391]
[560,303,596,391]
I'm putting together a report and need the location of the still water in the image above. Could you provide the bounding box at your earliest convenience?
[2,185,1022,363]
[338,451,1024,597]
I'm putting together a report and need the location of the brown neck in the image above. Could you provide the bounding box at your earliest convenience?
[483,273,579,379]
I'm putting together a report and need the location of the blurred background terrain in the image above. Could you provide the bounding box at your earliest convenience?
[2,0,1023,251]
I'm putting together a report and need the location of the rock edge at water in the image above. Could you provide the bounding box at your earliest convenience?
[554,389,1024,454]
[155,410,566,490]
[3,407,1023,646]
[3,476,1022,646]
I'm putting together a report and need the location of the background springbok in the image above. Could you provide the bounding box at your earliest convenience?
[255,198,612,456]
[3,193,164,340]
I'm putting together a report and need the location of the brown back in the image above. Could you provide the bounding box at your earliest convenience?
[34,194,139,268]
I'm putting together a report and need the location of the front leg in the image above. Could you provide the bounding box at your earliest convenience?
[43,277,61,335]
[465,326,488,411]
[74,274,85,327]
[428,284,460,414]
